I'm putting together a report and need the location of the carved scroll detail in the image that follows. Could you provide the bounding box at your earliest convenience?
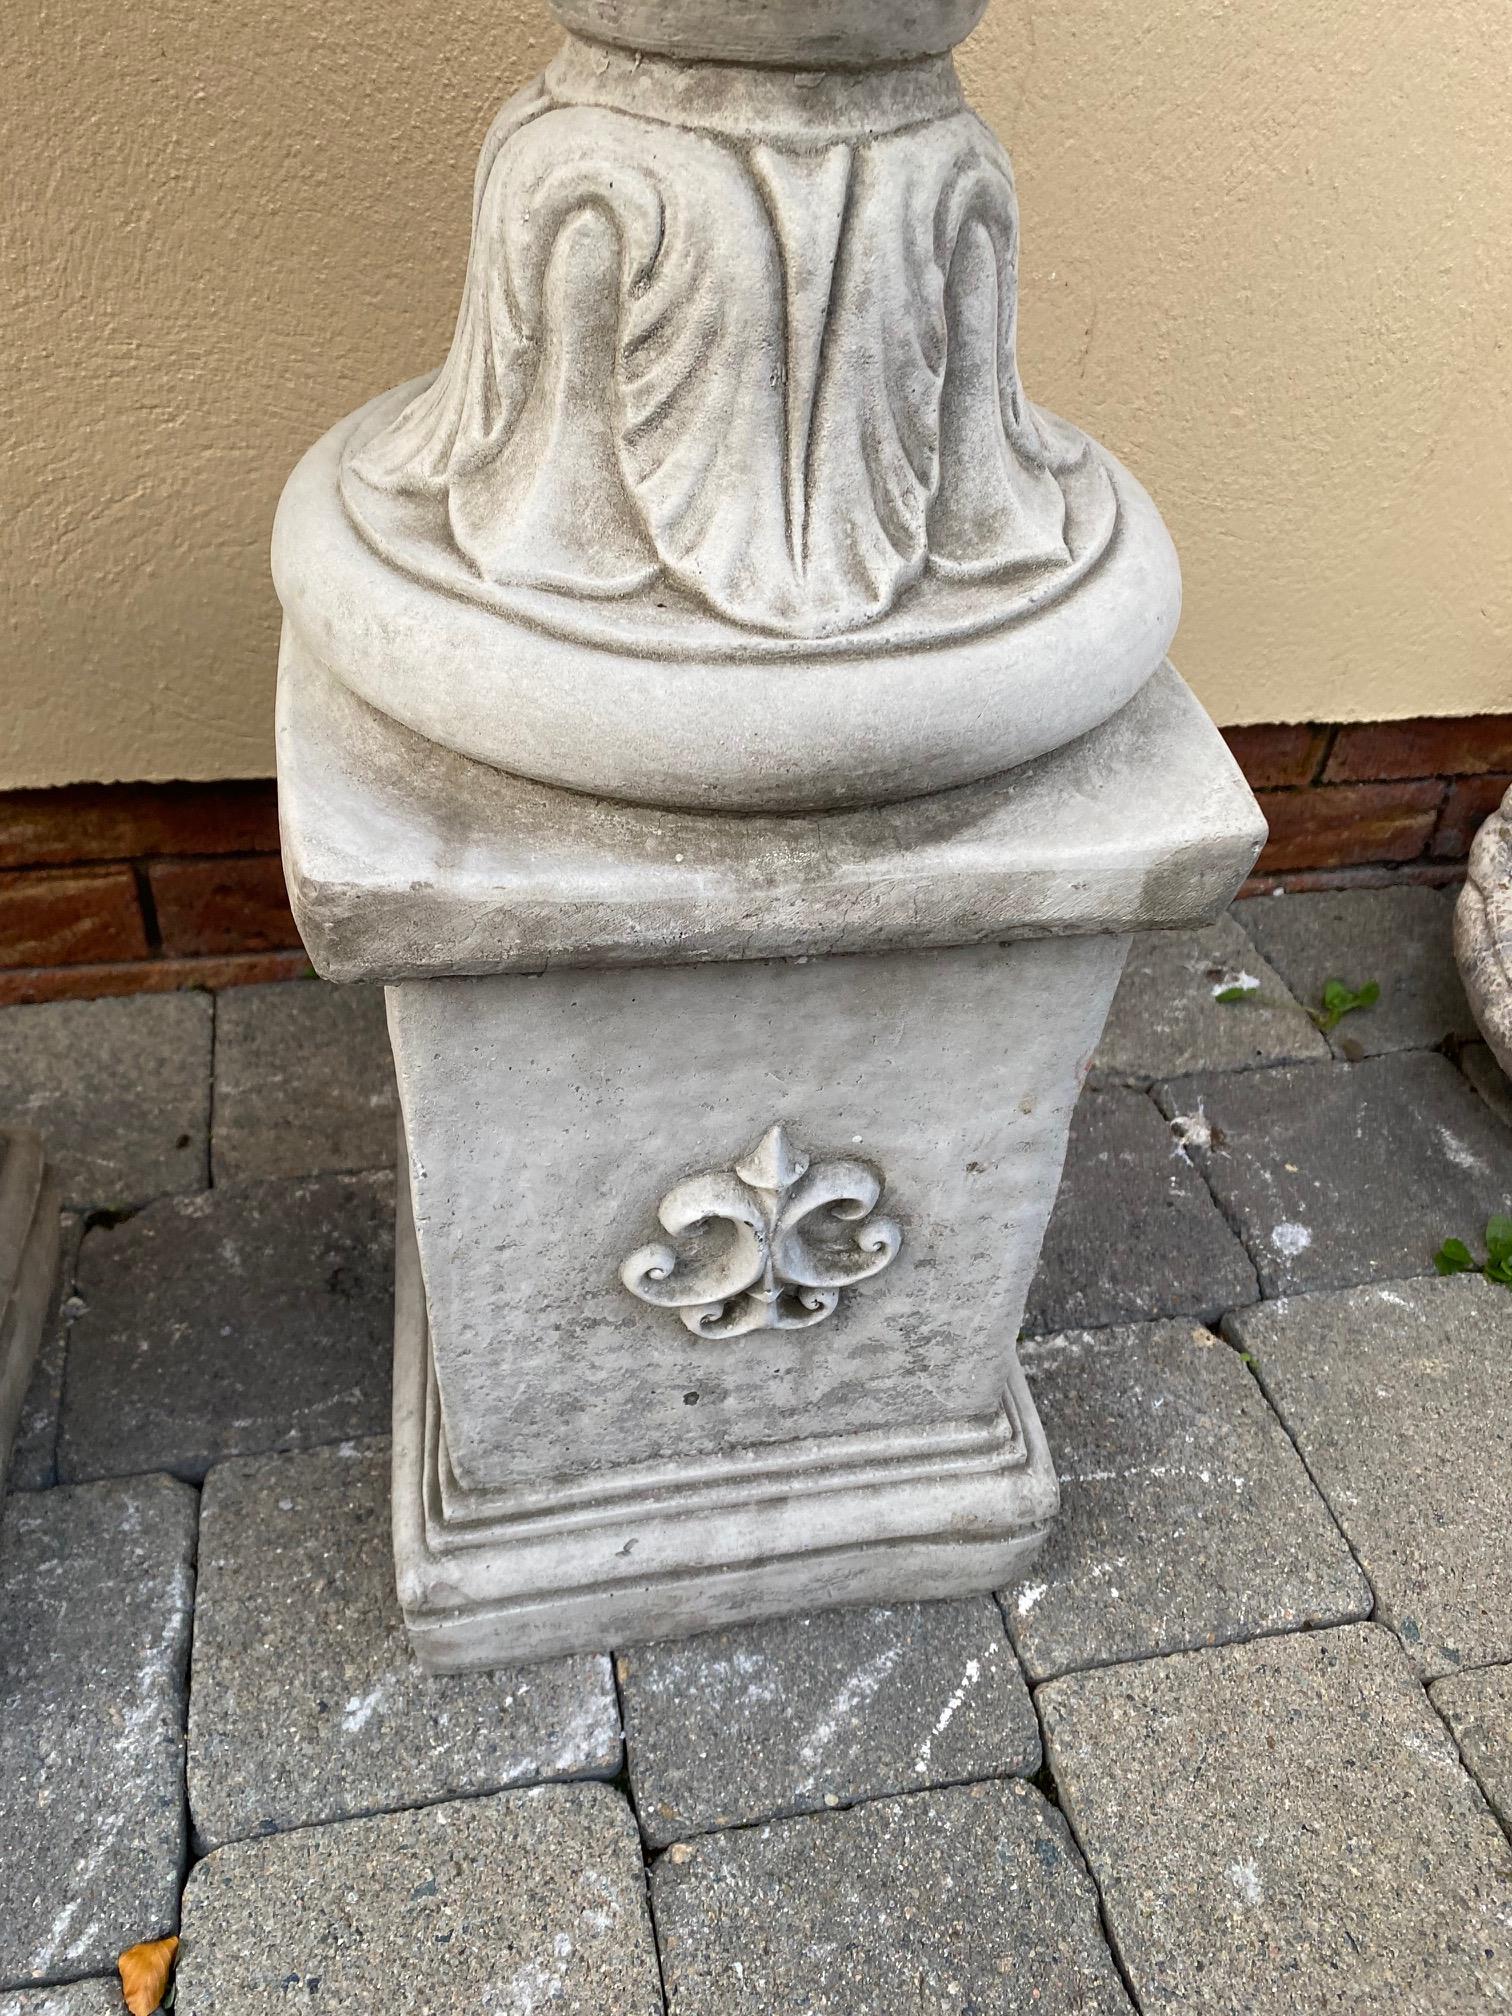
[620,1124,902,1338]
[341,57,1110,642]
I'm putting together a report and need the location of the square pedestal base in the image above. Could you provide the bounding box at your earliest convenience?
[391,1169,1057,1674]
[1,1128,60,1476]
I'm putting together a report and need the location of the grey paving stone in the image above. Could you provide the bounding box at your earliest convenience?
[652,1778,1131,2015]
[1002,1321,1368,1681]
[1226,1275,1512,1680]
[1236,885,1477,1058]
[212,981,397,1184]
[1156,1051,1512,1296]
[0,1985,123,2016]
[59,1172,392,1485]
[0,1475,196,1989]
[621,1596,1036,1848]
[1093,915,1329,1084]
[175,1783,662,2014]
[1040,1624,1512,2014]
[1024,1085,1258,1333]
[190,1439,619,1850]
[1461,1039,1512,1130]
[7,1213,81,1492]
[1432,1662,1512,1832]
[0,994,211,1208]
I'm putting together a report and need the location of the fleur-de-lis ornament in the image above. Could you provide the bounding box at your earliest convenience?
[620,1124,903,1338]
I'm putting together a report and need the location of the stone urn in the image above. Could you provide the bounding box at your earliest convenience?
[272,0,1265,1669]
[1457,787,1512,1077]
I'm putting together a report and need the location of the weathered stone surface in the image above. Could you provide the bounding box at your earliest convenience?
[1432,1662,1512,1832]
[1236,885,1475,1056]
[0,994,210,1207]
[1459,784,1512,1078]
[1003,1321,1368,1681]
[212,980,396,1184]
[620,1597,1036,1847]
[0,1476,196,1988]
[1092,915,1328,1083]
[175,1784,662,2013]
[60,1172,392,1484]
[1461,1039,1512,1129]
[1226,1275,1512,1680]
[0,1132,60,1488]
[652,1778,1131,2014]
[392,938,1119,1495]
[1024,1086,1258,1333]
[190,1440,620,1850]
[284,657,1261,983]
[6,1211,79,1492]
[1157,1052,1512,1296]
[1040,1624,1512,2013]
[0,1985,123,2016]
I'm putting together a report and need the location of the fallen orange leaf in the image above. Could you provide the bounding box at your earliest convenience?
[118,1935,179,2015]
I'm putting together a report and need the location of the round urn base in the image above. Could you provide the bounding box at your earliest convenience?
[274,390,1181,816]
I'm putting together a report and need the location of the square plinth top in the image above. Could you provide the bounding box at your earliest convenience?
[278,646,1266,983]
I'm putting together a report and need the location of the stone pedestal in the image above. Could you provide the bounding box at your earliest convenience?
[273,0,1265,1670]
[1458,788,1512,1077]
[0,1128,60,1478]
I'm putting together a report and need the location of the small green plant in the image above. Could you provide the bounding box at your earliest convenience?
[1434,1214,1512,1287]
[1214,984,1254,1004]
[1311,977,1380,1033]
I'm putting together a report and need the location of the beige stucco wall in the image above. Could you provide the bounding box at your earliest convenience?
[4,0,1509,789]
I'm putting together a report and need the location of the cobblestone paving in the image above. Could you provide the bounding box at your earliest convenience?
[2,889,1511,2010]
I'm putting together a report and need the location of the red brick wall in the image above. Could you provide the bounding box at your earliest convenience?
[1223,715,1510,895]
[0,783,307,1007]
[0,719,1504,1004]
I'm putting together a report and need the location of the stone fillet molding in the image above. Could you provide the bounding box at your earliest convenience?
[1457,785,1512,1076]
[619,1123,903,1337]
[272,7,1181,811]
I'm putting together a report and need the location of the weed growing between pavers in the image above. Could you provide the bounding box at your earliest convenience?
[1435,1213,1512,1288]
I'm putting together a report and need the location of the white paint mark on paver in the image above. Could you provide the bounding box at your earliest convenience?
[1437,1127,1489,1176]
[30,1551,194,1976]
[1270,1222,1312,1258]
[341,1679,394,1734]
[913,1659,981,1777]
[1402,1729,1461,1775]
[1227,1859,1264,1906]
[1169,1107,1212,1160]
[506,1957,564,2011]
[796,1647,908,1785]
[1016,1582,1047,1616]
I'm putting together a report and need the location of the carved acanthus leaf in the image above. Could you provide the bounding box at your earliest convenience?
[342,66,1106,641]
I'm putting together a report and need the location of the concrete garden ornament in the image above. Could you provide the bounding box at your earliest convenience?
[274,0,1265,1669]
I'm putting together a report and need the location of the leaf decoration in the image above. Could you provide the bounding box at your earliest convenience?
[119,1935,179,2015]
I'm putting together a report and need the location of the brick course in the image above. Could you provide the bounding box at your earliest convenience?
[1324,715,1512,784]
[1220,724,1331,789]
[1254,780,1445,873]
[147,855,300,957]
[0,867,150,970]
